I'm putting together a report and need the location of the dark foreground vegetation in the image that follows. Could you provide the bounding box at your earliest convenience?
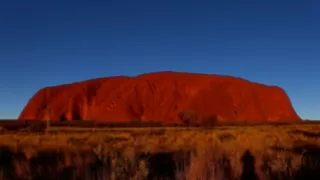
[0,120,320,179]
[1,143,320,180]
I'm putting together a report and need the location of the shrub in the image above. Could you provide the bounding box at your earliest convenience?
[131,118,142,126]
[178,109,198,126]
[218,132,236,142]
[0,126,5,134]
[201,115,218,126]
[25,122,47,133]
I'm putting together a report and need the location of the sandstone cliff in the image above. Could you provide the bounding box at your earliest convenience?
[18,71,301,123]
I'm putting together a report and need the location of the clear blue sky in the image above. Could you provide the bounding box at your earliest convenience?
[0,0,319,119]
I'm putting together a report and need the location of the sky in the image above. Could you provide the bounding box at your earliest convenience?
[0,0,319,119]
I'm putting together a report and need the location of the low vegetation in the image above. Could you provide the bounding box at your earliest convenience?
[0,121,320,179]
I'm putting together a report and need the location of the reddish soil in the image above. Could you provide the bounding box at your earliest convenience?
[18,71,301,123]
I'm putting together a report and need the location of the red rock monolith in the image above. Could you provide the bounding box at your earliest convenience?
[18,71,301,123]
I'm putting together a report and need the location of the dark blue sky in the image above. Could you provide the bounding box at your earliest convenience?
[0,0,319,119]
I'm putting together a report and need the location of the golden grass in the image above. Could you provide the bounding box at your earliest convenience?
[0,124,320,179]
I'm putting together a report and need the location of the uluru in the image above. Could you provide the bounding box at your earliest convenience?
[18,71,301,124]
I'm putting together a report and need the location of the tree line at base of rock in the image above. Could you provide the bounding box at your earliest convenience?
[178,109,218,126]
[0,109,313,133]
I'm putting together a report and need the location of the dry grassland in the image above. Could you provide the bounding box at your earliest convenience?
[0,123,320,179]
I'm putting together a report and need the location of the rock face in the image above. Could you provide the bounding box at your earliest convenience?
[18,71,301,123]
